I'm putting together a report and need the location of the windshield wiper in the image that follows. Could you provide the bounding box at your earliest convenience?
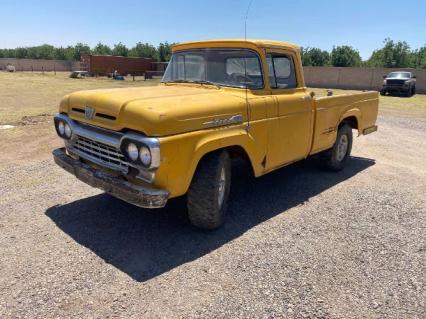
[163,79,192,83]
[163,79,221,88]
[192,80,221,89]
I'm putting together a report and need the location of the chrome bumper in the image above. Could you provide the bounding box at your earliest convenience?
[53,148,169,208]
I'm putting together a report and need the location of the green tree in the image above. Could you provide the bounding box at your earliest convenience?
[26,46,39,59]
[112,42,129,56]
[156,42,173,62]
[14,47,28,59]
[41,44,56,59]
[129,42,157,58]
[92,42,112,55]
[331,45,361,67]
[54,47,68,60]
[72,43,91,61]
[367,38,411,68]
[63,46,76,60]
[415,46,426,69]
[301,47,330,66]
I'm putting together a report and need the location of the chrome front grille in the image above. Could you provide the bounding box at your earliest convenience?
[68,135,129,173]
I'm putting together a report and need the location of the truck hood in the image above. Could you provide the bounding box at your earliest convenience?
[62,85,247,136]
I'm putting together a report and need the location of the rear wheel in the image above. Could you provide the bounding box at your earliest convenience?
[187,150,231,230]
[322,123,353,171]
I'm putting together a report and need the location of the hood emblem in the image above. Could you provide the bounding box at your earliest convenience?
[84,106,96,119]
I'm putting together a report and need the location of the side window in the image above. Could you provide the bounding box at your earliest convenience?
[267,54,297,89]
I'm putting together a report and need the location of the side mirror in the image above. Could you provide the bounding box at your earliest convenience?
[383,75,387,78]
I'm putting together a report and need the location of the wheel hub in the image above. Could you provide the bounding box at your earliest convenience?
[336,134,349,161]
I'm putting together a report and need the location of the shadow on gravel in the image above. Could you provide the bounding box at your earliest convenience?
[46,156,374,282]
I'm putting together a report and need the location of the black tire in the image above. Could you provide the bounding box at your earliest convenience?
[412,86,416,96]
[380,89,386,96]
[406,87,412,97]
[187,150,231,230]
[322,123,353,171]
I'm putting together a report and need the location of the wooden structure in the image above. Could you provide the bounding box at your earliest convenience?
[80,55,155,76]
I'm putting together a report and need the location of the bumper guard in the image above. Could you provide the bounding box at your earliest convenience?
[53,148,168,208]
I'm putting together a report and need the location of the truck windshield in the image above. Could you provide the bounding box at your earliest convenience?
[387,72,411,79]
[162,49,264,89]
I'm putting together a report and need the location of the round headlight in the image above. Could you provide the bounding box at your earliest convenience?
[126,143,139,161]
[64,123,72,138]
[58,121,65,136]
[139,146,151,166]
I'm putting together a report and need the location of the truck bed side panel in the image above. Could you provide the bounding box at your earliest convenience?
[311,91,379,154]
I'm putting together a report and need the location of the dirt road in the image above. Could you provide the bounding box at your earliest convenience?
[0,95,425,318]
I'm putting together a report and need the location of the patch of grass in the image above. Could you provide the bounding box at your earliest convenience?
[0,72,160,124]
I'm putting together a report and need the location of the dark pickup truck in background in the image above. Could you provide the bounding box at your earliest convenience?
[381,71,416,97]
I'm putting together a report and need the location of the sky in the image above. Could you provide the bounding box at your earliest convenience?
[1,0,425,60]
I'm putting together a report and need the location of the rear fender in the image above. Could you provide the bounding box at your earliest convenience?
[339,109,361,135]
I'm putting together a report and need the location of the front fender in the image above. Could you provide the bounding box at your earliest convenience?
[156,125,264,197]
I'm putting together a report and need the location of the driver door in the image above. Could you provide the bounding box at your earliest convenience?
[265,49,313,169]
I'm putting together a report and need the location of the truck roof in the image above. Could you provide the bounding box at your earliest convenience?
[172,39,300,52]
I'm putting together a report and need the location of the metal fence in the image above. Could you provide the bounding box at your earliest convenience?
[0,58,80,72]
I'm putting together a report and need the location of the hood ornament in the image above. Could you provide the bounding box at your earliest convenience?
[84,106,95,119]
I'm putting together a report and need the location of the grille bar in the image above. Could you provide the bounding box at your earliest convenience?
[387,79,405,86]
[74,143,126,164]
[68,135,129,173]
[75,139,126,159]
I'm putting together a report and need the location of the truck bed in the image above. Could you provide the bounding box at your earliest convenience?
[310,90,379,154]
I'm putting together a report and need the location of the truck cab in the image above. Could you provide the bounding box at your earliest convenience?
[53,39,379,229]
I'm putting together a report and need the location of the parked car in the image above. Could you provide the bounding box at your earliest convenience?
[381,71,416,97]
[53,39,379,229]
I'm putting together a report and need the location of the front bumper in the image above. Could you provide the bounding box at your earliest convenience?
[383,85,409,92]
[53,148,169,208]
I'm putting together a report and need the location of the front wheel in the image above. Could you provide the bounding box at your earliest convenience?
[187,150,231,229]
[322,123,353,171]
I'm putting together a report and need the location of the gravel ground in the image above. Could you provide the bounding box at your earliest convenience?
[0,112,425,318]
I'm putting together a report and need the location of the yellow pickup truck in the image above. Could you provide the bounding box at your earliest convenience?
[53,39,378,229]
